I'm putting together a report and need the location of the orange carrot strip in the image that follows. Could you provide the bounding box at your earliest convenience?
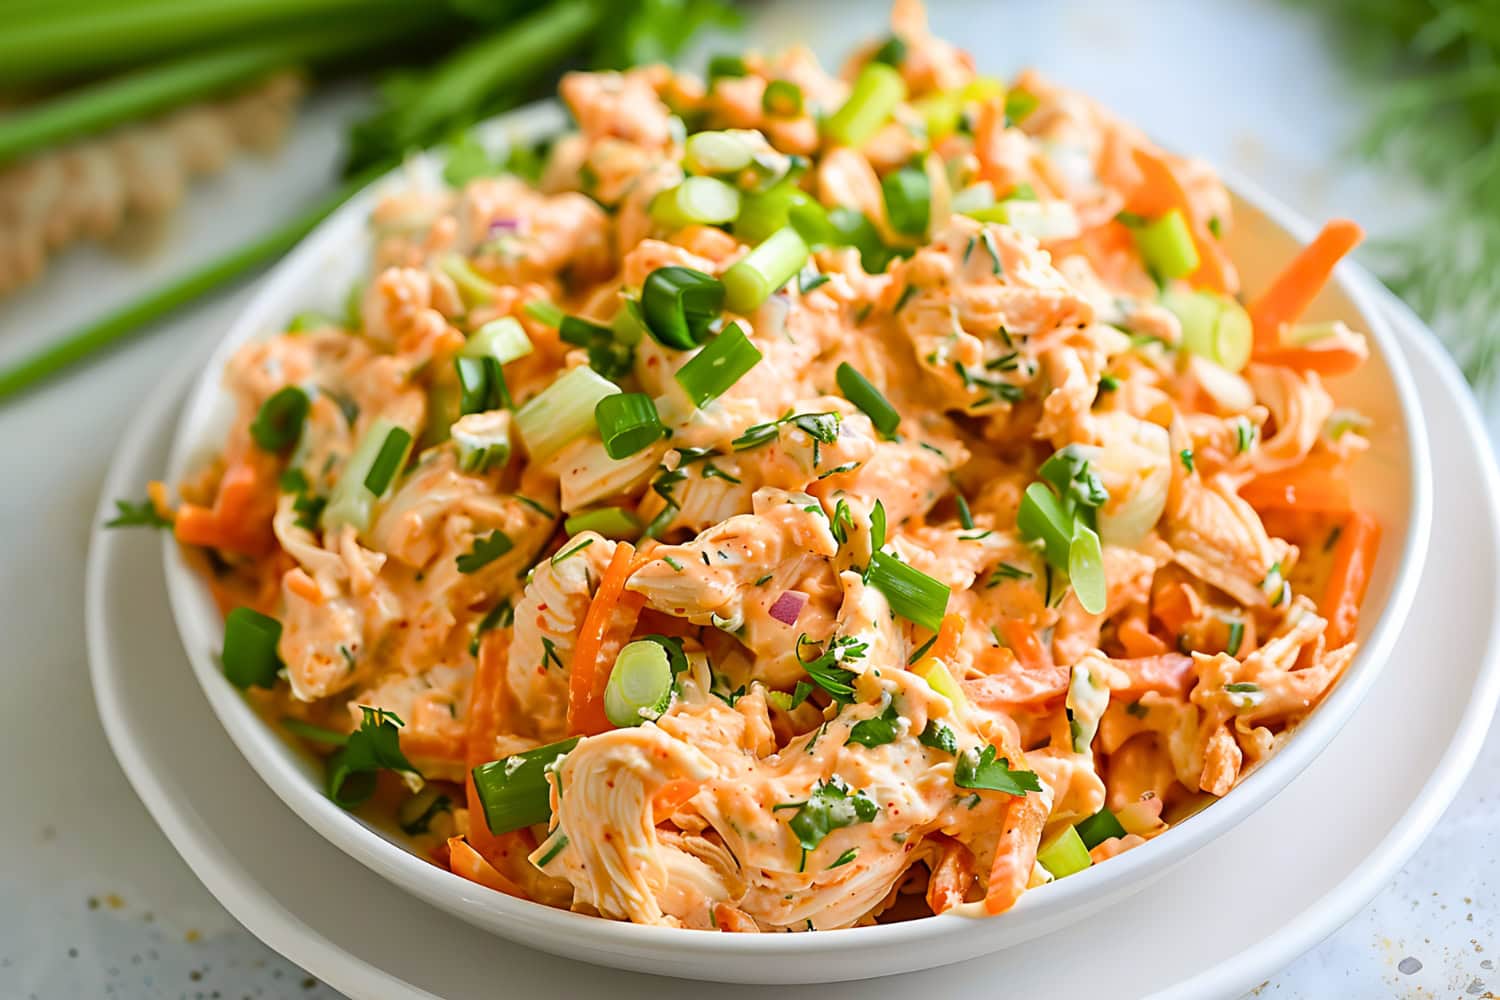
[1253,339,1368,377]
[465,630,512,858]
[985,789,1049,914]
[1247,219,1364,349]
[651,778,701,825]
[567,542,637,736]
[1321,510,1381,647]
[173,456,278,555]
[997,619,1051,673]
[284,569,323,605]
[399,730,467,763]
[930,613,966,664]
[447,835,527,898]
[1239,453,1353,514]
[926,837,977,915]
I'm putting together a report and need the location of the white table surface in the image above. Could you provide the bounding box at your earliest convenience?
[1,1,1493,997]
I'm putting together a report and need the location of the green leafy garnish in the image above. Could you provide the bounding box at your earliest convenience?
[795,634,867,703]
[104,497,171,530]
[326,707,421,810]
[773,776,879,863]
[918,719,957,754]
[953,744,1042,797]
[456,530,514,573]
[845,701,901,748]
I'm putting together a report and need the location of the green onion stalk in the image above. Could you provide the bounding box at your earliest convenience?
[0,0,733,404]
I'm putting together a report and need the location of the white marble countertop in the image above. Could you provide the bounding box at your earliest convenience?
[1,1,1494,996]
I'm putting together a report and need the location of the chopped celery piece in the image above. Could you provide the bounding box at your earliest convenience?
[451,411,512,473]
[514,366,620,461]
[562,507,643,540]
[322,417,411,535]
[1133,209,1200,280]
[440,254,500,307]
[824,62,907,147]
[736,183,814,246]
[913,658,967,711]
[1037,825,1092,879]
[950,182,996,215]
[462,317,533,365]
[1067,521,1106,615]
[723,227,809,313]
[650,176,741,228]
[471,737,580,835]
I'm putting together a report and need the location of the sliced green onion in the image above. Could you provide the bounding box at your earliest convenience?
[881,165,931,237]
[1160,288,1252,373]
[1017,481,1072,572]
[1067,521,1107,615]
[1074,807,1127,849]
[323,417,411,535]
[454,355,506,415]
[736,183,814,246]
[707,53,748,80]
[222,607,283,690]
[595,392,665,459]
[563,507,643,540]
[1037,825,1092,879]
[287,311,338,333]
[763,79,804,117]
[471,737,580,835]
[422,377,460,448]
[684,130,755,176]
[867,551,950,630]
[825,61,907,148]
[1133,208,1200,281]
[451,411,512,473]
[674,322,763,407]
[463,316,533,366]
[558,315,611,347]
[723,227,809,313]
[835,362,900,436]
[641,266,724,349]
[363,425,414,496]
[249,386,309,453]
[604,639,675,727]
[650,176,742,228]
[515,366,621,461]
[440,254,500,307]
[870,35,907,67]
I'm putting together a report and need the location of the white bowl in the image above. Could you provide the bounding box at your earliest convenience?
[161,101,1432,984]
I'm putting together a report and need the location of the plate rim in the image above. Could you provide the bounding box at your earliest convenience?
[86,287,1498,997]
[149,99,1435,969]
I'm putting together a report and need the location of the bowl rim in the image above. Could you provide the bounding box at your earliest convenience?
[160,99,1433,957]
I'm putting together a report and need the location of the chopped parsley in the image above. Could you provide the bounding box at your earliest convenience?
[953,744,1042,796]
[795,634,867,703]
[772,776,879,869]
[325,706,421,809]
[845,701,902,748]
[456,530,514,573]
[1179,448,1195,473]
[104,497,172,530]
[918,719,957,754]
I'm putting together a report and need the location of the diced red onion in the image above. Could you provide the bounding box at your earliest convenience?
[767,590,807,626]
[488,218,521,234]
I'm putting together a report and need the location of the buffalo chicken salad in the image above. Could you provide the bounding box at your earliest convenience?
[127,0,1382,932]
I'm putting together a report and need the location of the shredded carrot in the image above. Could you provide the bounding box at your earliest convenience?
[173,454,279,555]
[1247,219,1364,348]
[447,835,527,898]
[984,787,1048,914]
[1151,581,1200,635]
[1321,510,1381,647]
[651,778,701,825]
[399,730,466,763]
[926,837,977,915]
[567,542,638,736]
[997,619,1051,673]
[465,630,512,859]
[930,613,965,664]
[1253,337,1368,377]
[1118,615,1169,658]
[1239,452,1353,514]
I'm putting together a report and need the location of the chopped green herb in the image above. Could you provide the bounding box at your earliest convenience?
[845,701,902,748]
[953,744,1042,796]
[772,776,879,856]
[918,719,957,754]
[326,706,421,810]
[104,497,171,529]
[1179,448,1195,473]
[796,634,867,703]
[551,537,594,565]
[456,530,514,574]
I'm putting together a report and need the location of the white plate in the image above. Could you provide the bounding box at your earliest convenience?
[151,102,1432,982]
[87,286,1500,999]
